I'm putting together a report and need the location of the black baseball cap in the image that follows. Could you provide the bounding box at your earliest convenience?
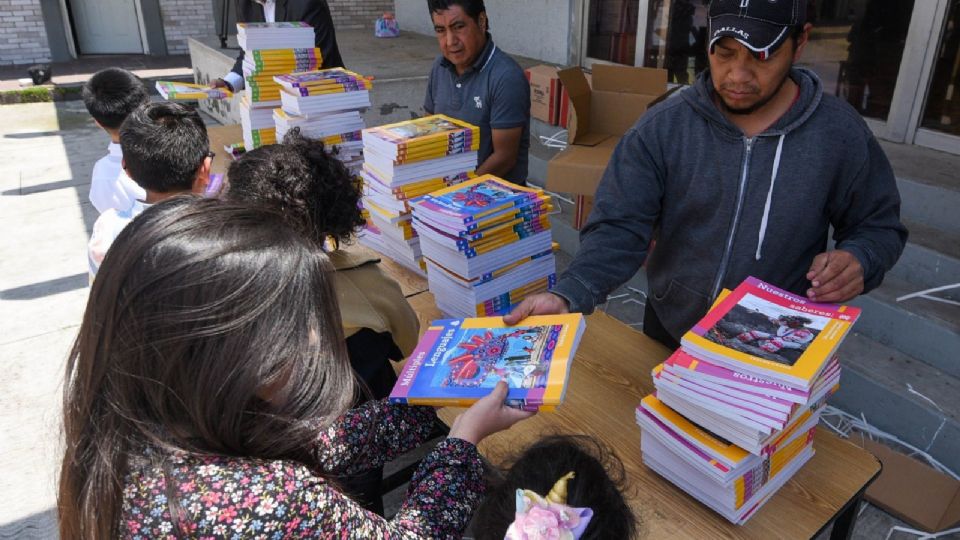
[709,0,806,60]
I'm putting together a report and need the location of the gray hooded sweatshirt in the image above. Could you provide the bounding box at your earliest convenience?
[552,67,907,341]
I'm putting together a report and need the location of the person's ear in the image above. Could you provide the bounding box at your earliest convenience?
[793,22,813,62]
[479,13,487,31]
[192,155,213,193]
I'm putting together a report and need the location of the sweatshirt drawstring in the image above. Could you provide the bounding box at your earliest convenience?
[756,134,785,260]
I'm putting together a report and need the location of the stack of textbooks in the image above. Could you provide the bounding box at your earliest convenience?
[390,313,585,411]
[273,69,372,174]
[235,22,318,149]
[409,175,557,319]
[636,277,859,524]
[240,95,278,149]
[357,115,480,274]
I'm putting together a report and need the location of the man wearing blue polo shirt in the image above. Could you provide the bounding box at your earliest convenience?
[424,0,531,185]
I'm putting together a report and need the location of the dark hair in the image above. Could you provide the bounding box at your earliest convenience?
[81,68,150,130]
[227,128,365,248]
[119,102,210,193]
[427,0,487,26]
[473,435,638,539]
[58,196,356,539]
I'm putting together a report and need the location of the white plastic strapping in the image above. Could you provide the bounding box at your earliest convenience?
[819,406,959,481]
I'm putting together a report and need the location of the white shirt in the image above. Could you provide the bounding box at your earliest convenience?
[89,142,146,214]
[223,0,276,92]
[88,200,149,279]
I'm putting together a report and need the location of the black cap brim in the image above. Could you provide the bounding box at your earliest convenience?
[709,13,792,60]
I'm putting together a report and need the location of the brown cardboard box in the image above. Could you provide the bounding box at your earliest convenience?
[546,64,669,228]
[858,438,960,533]
[525,65,563,126]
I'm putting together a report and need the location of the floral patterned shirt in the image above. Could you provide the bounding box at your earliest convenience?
[119,400,484,539]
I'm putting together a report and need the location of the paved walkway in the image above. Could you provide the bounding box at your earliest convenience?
[0,100,99,538]
[0,54,193,92]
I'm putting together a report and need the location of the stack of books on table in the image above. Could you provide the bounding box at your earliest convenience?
[357,115,480,275]
[235,22,317,149]
[240,95,278,149]
[409,175,557,319]
[390,313,585,411]
[273,68,372,174]
[636,276,860,524]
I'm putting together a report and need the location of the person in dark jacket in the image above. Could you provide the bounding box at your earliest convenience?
[505,0,907,350]
[212,0,344,93]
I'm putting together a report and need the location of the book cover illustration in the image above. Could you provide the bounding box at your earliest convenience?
[391,314,584,408]
[413,175,542,224]
[382,115,473,142]
[683,277,859,386]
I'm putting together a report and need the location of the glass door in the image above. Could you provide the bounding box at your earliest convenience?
[582,0,643,68]
[642,0,709,84]
[914,0,960,154]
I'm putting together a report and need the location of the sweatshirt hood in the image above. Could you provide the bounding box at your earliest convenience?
[683,66,824,139]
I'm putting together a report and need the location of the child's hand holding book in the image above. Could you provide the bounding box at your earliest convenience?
[448,381,535,445]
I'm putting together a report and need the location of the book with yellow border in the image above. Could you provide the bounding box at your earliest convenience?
[363,114,479,156]
[681,277,859,389]
[155,81,232,101]
[390,314,585,411]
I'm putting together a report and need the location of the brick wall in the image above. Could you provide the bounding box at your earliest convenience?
[160,0,216,55]
[328,0,394,30]
[0,0,52,66]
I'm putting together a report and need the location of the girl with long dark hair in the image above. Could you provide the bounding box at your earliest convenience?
[59,196,531,538]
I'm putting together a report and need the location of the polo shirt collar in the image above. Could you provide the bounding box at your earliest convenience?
[441,33,497,76]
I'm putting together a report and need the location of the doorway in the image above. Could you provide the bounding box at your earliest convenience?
[67,0,144,54]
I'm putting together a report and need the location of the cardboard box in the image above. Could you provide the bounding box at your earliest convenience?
[525,65,564,126]
[858,438,960,533]
[546,64,670,228]
[559,83,570,129]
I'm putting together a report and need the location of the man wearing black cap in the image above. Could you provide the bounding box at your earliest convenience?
[506,0,907,350]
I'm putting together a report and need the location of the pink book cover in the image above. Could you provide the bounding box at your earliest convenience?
[657,371,788,428]
[683,277,859,388]
[667,348,809,403]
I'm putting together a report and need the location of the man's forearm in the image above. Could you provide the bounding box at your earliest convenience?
[476,149,517,178]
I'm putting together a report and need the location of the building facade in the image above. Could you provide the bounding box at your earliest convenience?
[398,0,960,155]
[1,0,397,66]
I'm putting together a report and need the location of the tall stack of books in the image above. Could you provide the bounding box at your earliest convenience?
[235,22,317,150]
[636,277,859,524]
[357,115,480,274]
[273,68,372,175]
[409,175,557,319]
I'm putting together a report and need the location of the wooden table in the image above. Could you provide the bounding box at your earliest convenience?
[206,124,243,177]
[405,292,879,540]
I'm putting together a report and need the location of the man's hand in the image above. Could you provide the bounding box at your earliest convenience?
[503,292,569,326]
[806,249,864,303]
[209,78,230,90]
